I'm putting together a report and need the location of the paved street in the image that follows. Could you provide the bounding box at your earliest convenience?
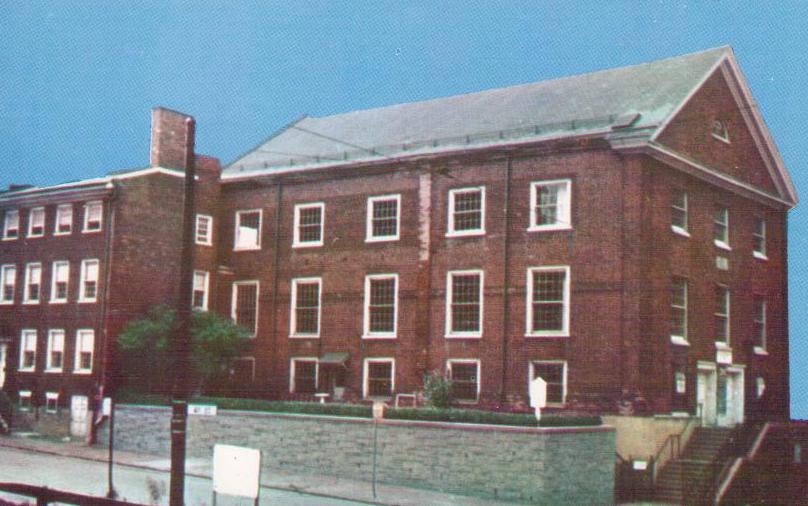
[0,445,364,506]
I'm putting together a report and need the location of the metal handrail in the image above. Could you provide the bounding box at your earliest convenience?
[0,483,144,506]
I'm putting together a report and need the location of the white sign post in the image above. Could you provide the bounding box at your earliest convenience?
[529,377,547,422]
[212,444,262,506]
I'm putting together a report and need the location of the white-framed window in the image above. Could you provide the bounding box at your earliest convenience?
[670,277,688,345]
[754,297,767,354]
[234,209,262,250]
[714,207,730,249]
[46,329,65,372]
[83,201,103,233]
[45,392,60,414]
[447,187,485,237]
[231,281,259,336]
[674,371,687,394]
[3,209,19,240]
[50,260,70,303]
[671,190,689,236]
[24,263,42,304]
[78,259,99,303]
[54,204,73,235]
[289,357,318,394]
[290,277,321,337]
[715,285,730,346]
[366,194,401,242]
[19,329,37,372]
[445,270,483,337]
[74,329,94,374]
[363,358,395,399]
[363,274,398,338]
[712,119,730,143]
[0,264,16,304]
[529,361,567,405]
[526,266,570,337]
[18,390,32,411]
[195,214,213,245]
[192,270,210,311]
[28,207,45,238]
[753,218,767,260]
[293,203,324,247]
[529,179,572,231]
[447,359,480,403]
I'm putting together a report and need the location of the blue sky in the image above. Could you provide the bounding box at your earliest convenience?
[1,1,806,417]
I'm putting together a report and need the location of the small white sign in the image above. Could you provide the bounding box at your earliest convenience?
[632,460,648,471]
[213,444,261,499]
[102,397,112,416]
[188,403,217,416]
[529,377,547,409]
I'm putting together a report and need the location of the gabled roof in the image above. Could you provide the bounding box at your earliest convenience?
[225,47,731,178]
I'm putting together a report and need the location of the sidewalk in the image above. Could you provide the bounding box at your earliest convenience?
[0,433,518,506]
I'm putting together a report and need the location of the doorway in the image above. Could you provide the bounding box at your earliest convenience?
[696,362,744,427]
[0,343,6,389]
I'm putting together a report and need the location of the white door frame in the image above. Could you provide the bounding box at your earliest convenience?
[697,361,717,426]
[697,361,745,427]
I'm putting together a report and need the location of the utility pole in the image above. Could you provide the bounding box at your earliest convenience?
[169,116,196,506]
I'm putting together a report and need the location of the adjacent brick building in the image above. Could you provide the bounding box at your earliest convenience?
[0,47,797,432]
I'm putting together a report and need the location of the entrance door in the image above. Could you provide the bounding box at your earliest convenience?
[716,369,744,427]
[697,369,717,426]
[0,343,6,389]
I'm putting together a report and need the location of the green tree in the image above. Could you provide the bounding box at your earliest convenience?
[423,369,453,408]
[118,305,250,395]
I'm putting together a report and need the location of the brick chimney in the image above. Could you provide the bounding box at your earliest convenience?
[150,107,195,170]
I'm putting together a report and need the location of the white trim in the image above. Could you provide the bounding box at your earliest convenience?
[192,270,210,311]
[233,209,262,251]
[753,217,767,259]
[54,203,73,236]
[648,143,794,208]
[714,284,730,347]
[23,262,42,305]
[713,207,730,250]
[447,359,481,403]
[670,277,688,344]
[529,360,568,406]
[362,357,395,399]
[112,167,185,181]
[18,329,37,372]
[445,269,484,338]
[49,260,70,304]
[528,179,572,232]
[525,266,570,338]
[650,52,729,143]
[195,214,213,246]
[365,194,401,243]
[45,329,65,373]
[45,391,60,413]
[446,186,486,237]
[671,190,688,235]
[290,277,322,338]
[231,280,260,337]
[362,273,398,339]
[73,329,95,374]
[671,226,691,238]
[0,264,16,304]
[27,207,45,238]
[18,390,32,411]
[82,201,103,234]
[289,357,319,394]
[293,202,325,248]
[78,258,99,303]
[2,209,19,240]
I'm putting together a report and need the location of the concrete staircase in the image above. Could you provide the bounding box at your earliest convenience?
[653,427,734,504]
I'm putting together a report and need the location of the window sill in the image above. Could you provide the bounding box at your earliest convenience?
[445,333,482,339]
[73,370,93,375]
[53,231,73,237]
[753,251,768,261]
[362,334,397,339]
[233,245,261,252]
[365,236,399,243]
[1,237,18,241]
[22,301,40,305]
[527,224,572,233]
[289,334,320,339]
[714,240,732,251]
[714,342,731,350]
[82,229,103,234]
[195,241,213,247]
[45,369,64,374]
[49,300,67,305]
[292,241,324,249]
[670,336,690,346]
[26,235,44,239]
[17,369,35,373]
[78,299,97,304]
[0,301,14,305]
[445,230,485,238]
[525,332,569,338]
[671,226,690,238]
[754,347,769,356]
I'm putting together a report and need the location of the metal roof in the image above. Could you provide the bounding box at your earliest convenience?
[225,46,730,178]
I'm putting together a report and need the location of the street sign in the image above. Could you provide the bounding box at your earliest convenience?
[188,404,217,416]
[529,377,547,422]
[213,444,261,503]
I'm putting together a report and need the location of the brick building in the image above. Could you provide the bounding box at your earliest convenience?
[0,47,797,431]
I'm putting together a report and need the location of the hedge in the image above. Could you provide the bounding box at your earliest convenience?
[114,391,600,427]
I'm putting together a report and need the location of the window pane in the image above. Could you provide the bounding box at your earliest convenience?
[294,361,317,394]
[298,207,322,243]
[295,282,320,334]
[671,278,687,338]
[368,362,392,396]
[372,199,398,237]
[531,270,566,332]
[449,363,478,401]
[451,273,481,332]
[671,191,687,230]
[235,283,258,333]
[237,212,260,247]
[452,190,482,231]
[532,363,564,403]
[369,277,395,333]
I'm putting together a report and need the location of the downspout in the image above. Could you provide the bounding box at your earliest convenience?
[499,156,512,407]
[269,181,283,398]
[781,215,789,420]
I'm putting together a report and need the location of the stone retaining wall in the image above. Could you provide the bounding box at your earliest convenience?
[99,404,614,504]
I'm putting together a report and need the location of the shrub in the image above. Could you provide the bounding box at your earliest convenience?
[422,370,452,408]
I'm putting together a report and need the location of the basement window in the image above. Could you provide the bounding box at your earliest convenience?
[674,371,687,394]
[45,392,59,414]
[448,360,480,403]
[18,391,32,411]
[363,358,394,399]
[712,120,730,143]
[290,358,318,394]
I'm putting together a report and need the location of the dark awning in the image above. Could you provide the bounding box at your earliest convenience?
[319,352,350,366]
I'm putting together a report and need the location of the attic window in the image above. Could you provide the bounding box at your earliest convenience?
[712,120,730,143]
